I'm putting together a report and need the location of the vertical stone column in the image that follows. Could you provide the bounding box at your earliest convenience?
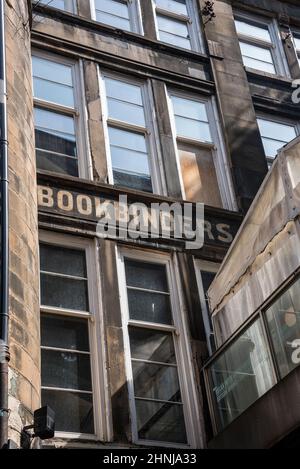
[5,0,40,445]
[199,0,268,212]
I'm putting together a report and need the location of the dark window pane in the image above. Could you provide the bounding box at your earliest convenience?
[127,289,172,324]
[42,389,94,434]
[41,350,92,391]
[41,314,90,351]
[266,277,300,379]
[41,273,89,311]
[133,362,181,402]
[40,244,87,278]
[36,150,79,177]
[35,129,76,158]
[208,319,275,431]
[125,260,169,292]
[113,170,153,193]
[129,328,176,364]
[136,400,187,444]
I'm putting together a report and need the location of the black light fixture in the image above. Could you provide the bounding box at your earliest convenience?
[21,406,55,449]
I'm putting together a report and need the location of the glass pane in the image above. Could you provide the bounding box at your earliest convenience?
[32,56,73,87]
[35,108,75,136]
[35,127,76,158]
[257,118,297,142]
[242,56,276,74]
[109,127,147,152]
[172,96,208,122]
[125,260,169,292]
[110,146,150,175]
[105,78,143,106]
[127,289,172,324]
[129,328,176,364]
[36,150,78,177]
[157,15,191,50]
[133,362,181,402]
[42,349,92,391]
[39,0,75,13]
[41,314,90,351]
[113,169,153,192]
[42,389,94,434]
[261,138,287,159]
[136,400,187,444]
[95,0,131,31]
[41,273,89,311]
[235,19,271,43]
[178,142,222,206]
[156,0,188,16]
[175,116,212,142]
[33,78,74,108]
[40,244,87,278]
[266,277,300,379]
[294,35,300,51]
[107,98,146,127]
[208,319,276,431]
[240,41,274,64]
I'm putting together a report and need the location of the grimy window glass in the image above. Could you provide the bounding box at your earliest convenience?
[155,0,193,50]
[104,76,153,192]
[235,17,276,74]
[208,319,276,431]
[124,259,188,444]
[266,277,300,379]
[40,244,95,435]
[94,0,139,32]
[170,94,223,207]
[257,117,297,167]
[32,55,79,177]
[38,0,75,13]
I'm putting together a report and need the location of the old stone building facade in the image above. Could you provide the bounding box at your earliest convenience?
[1,0,300,449]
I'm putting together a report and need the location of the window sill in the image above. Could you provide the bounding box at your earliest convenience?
[32,3,210,64]
[245,67,293,85]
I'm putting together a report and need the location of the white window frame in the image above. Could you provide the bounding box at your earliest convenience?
[34,0,76,13]
[257,113,300,167]
[166,87,237,211]
[152,0,204,52]
[194,259,219,356]
[292,30,300,64]
[90,0,144,34]
[39,231,112,442]
[98,69,167,196]
[116,247,204,448]
[234,11,290,78]
[32,49,92,180]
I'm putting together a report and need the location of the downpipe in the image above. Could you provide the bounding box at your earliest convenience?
[0,0,10,450]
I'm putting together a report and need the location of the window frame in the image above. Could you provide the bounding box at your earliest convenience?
[167,86,237,211]
[292,30,300,64]
[234,11,290,78]
[32,49,92,180]
[39,231,112,442]
[194,259,220,356]
[98,69,167,195]
[116,247,204,448]
[37,0,76,13]
[90,0,144,34]
[256,113,300,167]
[152,0,204,52]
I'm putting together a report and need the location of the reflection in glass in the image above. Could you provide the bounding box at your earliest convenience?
[136,400,187,444]
[266,277,300,379]
[208,319,276,431]
[95,0,131,31]
[41,314,90,351]
[34,107,78,176]
[157,15,191,50]
[129,328,176,363]
[42,389,94,434]
[239,42,275,74]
